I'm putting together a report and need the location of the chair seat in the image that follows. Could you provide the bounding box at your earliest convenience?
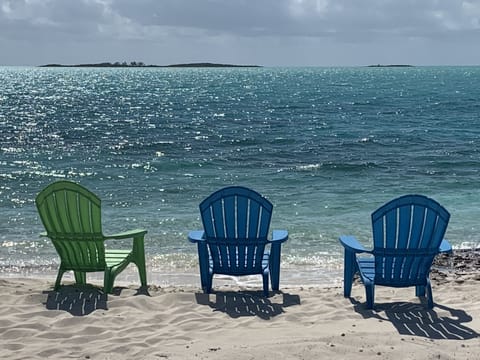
[356,257,375,282]
[105,249,132,268]
[357,257,432,287]
[209,251,270,276]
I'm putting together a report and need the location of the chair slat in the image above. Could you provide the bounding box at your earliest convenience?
[421,209,439,248]
[409,205,426,248]
[397,204,412,248]
[237,196,248,239]
[211,201,225,239]
[224,195,236,239]
[248,201,261,239]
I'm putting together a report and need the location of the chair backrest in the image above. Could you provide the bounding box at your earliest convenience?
[199,186,273,275]
[371,194,450,286]
[35,181,106,271]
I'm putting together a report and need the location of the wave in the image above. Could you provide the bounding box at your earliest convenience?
[291,161,381,173]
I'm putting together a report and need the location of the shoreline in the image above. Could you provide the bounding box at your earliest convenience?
[0,248,478,288]
[0,265,345,289]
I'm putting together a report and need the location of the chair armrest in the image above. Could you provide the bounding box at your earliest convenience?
[270,230,288,243]
[339,235,370,254]
[104,229,147,240]
[188,230,205,243]
[439,239,452,253]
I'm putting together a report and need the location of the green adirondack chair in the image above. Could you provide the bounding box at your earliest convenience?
[35,180,147,293]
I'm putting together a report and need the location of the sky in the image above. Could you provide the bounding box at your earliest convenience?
[0,0,480,67]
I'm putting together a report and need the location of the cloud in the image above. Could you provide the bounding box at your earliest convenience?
[111,0,480,38]
[0,0,107,41]
[2,0,480,40]
[0,0,479,65]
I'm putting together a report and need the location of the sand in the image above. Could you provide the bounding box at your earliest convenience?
[1,261,479,360]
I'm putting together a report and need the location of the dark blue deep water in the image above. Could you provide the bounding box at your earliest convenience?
[1,66,480,285]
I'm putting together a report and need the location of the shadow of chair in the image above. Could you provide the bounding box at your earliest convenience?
[110,285,151,297]
[44,284,151,316]
[351,298,479,340]
[195,290,301,320]
[44,285,108,316]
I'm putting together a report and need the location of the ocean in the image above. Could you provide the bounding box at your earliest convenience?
[1,66,480,287]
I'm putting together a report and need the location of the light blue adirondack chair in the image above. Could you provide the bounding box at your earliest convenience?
[188,186,288,296]
[339,195,451,309]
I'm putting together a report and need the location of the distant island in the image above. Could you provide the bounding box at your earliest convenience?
[39,61,262,68]
[367,64,413,68]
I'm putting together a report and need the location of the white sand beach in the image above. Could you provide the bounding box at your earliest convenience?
[1,264,479,360]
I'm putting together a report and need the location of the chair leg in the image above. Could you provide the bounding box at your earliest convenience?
[138,265,147,288]
[343,250,356,297]
[198,243,210,292]
[74,271,86,285]
[365,282,375,309]
[54,269,65,291]
[270,243,282,291]
[204,273,213,294]
[133,235,147,287]
[426,278,434,309]
[104,270,114,294]
[263,272,270,297]
[416,285,426,297]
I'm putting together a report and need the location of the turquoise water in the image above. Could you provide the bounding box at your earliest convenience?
[1,66,480,285]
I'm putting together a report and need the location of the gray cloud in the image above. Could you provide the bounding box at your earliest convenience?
[109,0,480,37]
[0,0,479,65]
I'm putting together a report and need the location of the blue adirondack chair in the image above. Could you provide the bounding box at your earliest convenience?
[188,186,288,296]
[339,195,451,309]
